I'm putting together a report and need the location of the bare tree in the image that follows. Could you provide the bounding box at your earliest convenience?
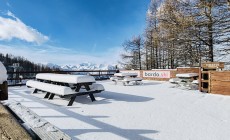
[121,36,144,70]
[120,0,230,69]
[145,0,163,69]
[189,0,230,62]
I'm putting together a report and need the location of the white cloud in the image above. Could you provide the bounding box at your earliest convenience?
[0,11,122,65]
[0,44,122,65]
[0,11,48,44]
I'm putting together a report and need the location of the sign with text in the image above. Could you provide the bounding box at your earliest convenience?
[201,62,224,69]
[143,71,170,78]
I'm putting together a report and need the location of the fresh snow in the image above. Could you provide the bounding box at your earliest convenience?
[26,80,105,96]
[4,80,230,140]
[36,73,96,83]
[26,80,74,95]
[0,61,7,84]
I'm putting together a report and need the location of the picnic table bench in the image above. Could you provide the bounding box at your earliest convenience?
[171,73,199,89]
[110,73,142,86]
[176,73,199,83]
[26,73,104,106]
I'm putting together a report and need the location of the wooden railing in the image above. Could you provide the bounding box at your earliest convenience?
[7,70,116,86]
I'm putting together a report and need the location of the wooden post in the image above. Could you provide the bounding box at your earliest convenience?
[208,71,211,93]
[199,67,201,91]
[0,81,8,100]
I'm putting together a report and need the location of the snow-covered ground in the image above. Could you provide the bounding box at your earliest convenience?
[6,80,230,140]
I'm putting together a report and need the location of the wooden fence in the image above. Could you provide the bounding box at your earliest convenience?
[209,71,230,95]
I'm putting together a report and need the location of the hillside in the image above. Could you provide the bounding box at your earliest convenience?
[0,53,55,72]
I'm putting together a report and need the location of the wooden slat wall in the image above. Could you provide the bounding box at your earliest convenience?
[170,70,177,78]
[210,71,230,95]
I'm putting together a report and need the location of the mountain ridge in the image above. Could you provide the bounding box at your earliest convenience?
[46,62,118,70]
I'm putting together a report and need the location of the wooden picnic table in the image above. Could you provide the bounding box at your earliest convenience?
[27,73,104,106]
[176,73,199,82]
[110,73,142,86]
[175,73,199,89]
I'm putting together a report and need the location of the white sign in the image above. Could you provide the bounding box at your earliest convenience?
[143,71,170,78]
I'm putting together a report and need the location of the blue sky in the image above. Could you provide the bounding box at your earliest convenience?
[0,0,150,65]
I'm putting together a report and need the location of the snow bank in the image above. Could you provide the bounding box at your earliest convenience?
[36,73,96,83]
[0,62,7,84]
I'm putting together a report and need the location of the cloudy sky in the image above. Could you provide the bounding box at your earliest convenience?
[0,0,149,65]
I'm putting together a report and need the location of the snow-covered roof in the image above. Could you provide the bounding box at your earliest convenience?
[0,62,7,84]
[36,73,96,84]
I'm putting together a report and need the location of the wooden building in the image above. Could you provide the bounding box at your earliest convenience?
[200,62,230,95]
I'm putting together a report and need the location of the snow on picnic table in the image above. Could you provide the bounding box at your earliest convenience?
[7,80,230,140]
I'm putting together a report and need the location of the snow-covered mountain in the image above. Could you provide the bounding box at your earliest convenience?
[46,63,61,69]
[46,62,119,70]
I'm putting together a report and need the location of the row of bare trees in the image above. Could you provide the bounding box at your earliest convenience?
[121,0,230,70]
[0,53,54,72]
